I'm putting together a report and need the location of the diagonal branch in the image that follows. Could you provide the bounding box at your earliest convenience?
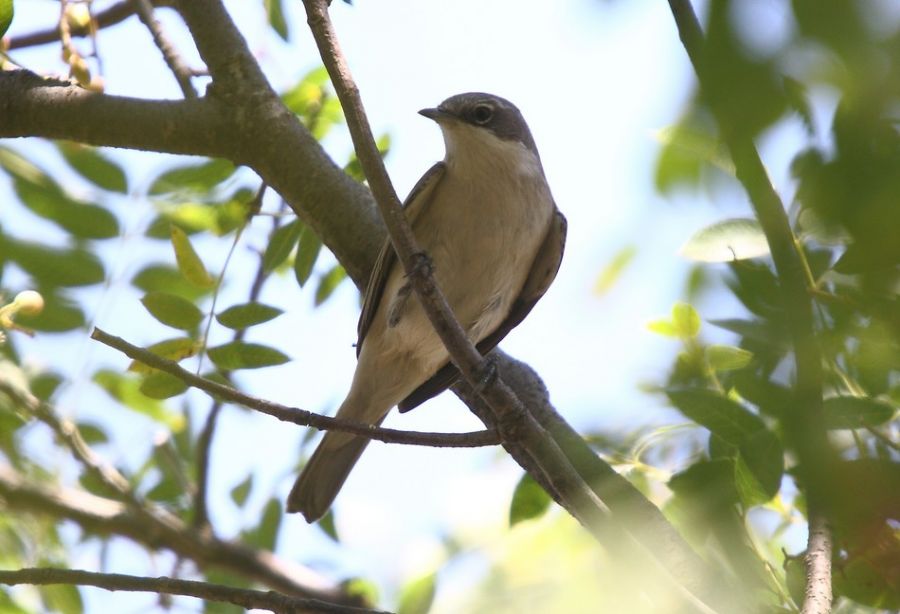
[0,568,387,614]
[90,327,500,448]
[131,0,198,99]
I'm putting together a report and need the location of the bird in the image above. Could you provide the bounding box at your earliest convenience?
[287,92,567,522]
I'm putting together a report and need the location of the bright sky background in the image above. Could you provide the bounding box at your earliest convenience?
[4,0,820,611]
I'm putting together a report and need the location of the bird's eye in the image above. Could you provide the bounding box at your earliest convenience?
[472,104,494,124]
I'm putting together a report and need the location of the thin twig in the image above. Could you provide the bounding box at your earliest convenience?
[0,568,387,614]
[90,327,499,448]
[131,0,198,99]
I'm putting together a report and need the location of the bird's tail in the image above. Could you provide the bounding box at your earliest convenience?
[286,427,371,522]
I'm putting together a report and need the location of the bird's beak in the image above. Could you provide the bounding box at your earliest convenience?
[418,107,454,122]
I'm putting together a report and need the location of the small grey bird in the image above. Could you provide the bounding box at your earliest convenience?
[287,93,567,522]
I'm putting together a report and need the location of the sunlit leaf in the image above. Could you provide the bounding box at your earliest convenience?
[671,302,701,339]
[594,245,636,296]
[647,318,678,337]
[127,337,199,374]
[207,342,289,370]
[262,219,302,273]
[680,218,769,262]
[822,396,895,430]
[0,0,13,39]
[315,264,347,306]
[56,142,128,193]
[92,369,184,430]
[397,573,436,614]
[264,0,288,41]
[132,263,211,301]
[509,473,552,526]
[145,193,250,239]
[139,371,189,399]
[149,159,235,195]
[705,345,753,371]
[141,292,204,330]
[216,302,283,329]
[170,225,215,288]
[39,583,83,614]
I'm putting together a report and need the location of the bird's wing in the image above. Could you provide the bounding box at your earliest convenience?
[398,207,568,412]
[356,162,447,356]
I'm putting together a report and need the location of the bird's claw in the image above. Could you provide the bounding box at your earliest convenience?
[473,355,498,396]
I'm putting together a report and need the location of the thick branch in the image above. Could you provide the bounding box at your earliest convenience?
[0,466,355,604]
[0,568,386,614]
[91,327,499,448]
[802,515,833,614]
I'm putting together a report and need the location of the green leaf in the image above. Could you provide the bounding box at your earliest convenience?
[39,584,83,614]
[666,388,765,446]
[294,224,322,286]
[593,245,636,296]
[822,396,895,430]
[315,264,347,306]
[509,473,552,526]
[12,178,119,239]
[230,474,253,507]
[127,337,199,374]
[149,158,235,195]
[671,302,701,339]
[139,371,189,399]
[216,302,283,329]
[92,369,184,430]
[170,225,215,288]
[132,263,211,301]
[141,292,204,330]
[397,573,437,614]
[4,238,105,287]
[264,0,288,40]
[57,142,128,193]
[0,0,13,39]
[705,345,753,371]
[262,219,302,273]
[647,318,679,337]
[345,134,391,182]
[680,218,769,262]
[207,342,290,370]
[317,510,339,542]
[735,429,783,506]
[14,294,85,332]
[244,498,281,550]
[75,422,109,445]
[654,117,733,193]
[145,192,250,239]
[30,372,64,401]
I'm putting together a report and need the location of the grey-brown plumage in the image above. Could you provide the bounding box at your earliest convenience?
[287,93,567,522]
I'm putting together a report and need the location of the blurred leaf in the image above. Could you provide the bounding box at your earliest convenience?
[735,429,784,506]
[509,473,552,526]
[56,142,128,193]
[264,0,288,40]
[149,159,235,195]
[39,583,83,614]
[146,192,251,239]
[836,544,900,610]
[132,263,211,301]
[4,238,104,287]
[315,264,347,306]
[207,342,289,370]
[397,573,436,614]
[127,337,199,374]
[139,371,189,399]
[141,292,204,330]
[93,370,184,430]
[654,115,733,193]
[317,510,339,542]
[14,294,85,332]
[594,245,636,296]
[0,0,13,39]
[666,388,765,446]
[345,134,390,182]
[244,498,281,550]
[705,345,753,371]
[216,302,283,329]
[230,474,253,508]
[680,218,769,262]
[75,422,108,445]
[170,225,215,288]
[262,219,302,273]
[647,318,678,337]
[12,178,119,239]
[822,396,895,430]
[30,372,63,401]
[672,302,701,339]
[294,224,322,287]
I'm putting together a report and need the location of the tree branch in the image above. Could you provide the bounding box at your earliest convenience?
[90,327,499,448]
[7,0,176,50]
[666,2,834,611]
[802,514,833,614]
[0,466,357,604]
[0,568,387,614]
[131,0,198,99]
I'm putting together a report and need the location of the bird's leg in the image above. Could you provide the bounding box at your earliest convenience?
[472,353,499,396]
[407,250,434,281]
